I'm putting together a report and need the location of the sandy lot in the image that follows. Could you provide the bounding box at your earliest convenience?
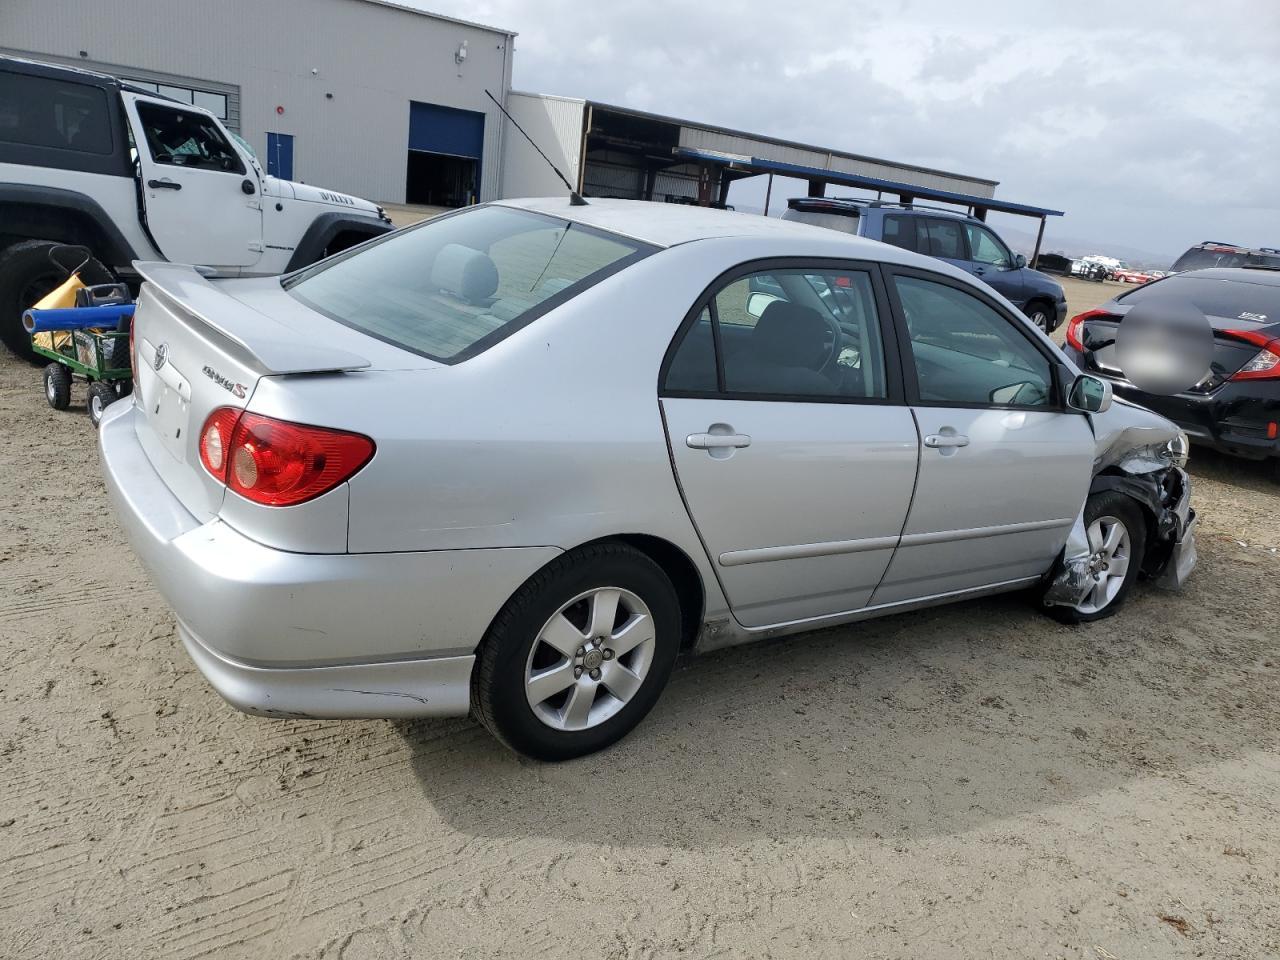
[2,274,1279,959]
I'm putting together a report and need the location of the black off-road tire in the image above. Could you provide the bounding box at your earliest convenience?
[1041,491,1147,625]
[43,363,72,410]
[0,240,113,362]
[86,381,116,427]
[471,542,682,761]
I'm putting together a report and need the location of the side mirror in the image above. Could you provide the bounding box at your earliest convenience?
[1014,253,1027,269]
[1067,373,1112,414]
[746,291,782,319]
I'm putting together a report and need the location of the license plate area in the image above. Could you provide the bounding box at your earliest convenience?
[136,340,192,462]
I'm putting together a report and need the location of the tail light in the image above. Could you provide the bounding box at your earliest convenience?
[1064,308,1109,352]
[1223,329,1280,381]
[198,408,375,506]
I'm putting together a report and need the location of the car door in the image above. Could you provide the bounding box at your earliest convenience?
[917,216,970,274]
[870,268,1095,605]
[962,222,1025,306]
[121,92,262,269]
[660,260,920,628]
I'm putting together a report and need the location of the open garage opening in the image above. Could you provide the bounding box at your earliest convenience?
[406,100,484,208]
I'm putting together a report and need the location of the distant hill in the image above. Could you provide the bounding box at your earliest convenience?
[998,225,1179,271]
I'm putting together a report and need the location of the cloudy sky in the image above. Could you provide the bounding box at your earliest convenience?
[421,0,1278,260]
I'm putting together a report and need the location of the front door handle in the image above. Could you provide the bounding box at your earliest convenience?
[147,178,182,190]
[687,432,751,450]
[924,433,970,448]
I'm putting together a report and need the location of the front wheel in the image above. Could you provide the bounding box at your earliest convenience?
[472,543,682,760]
[1042,492,1147,624]
[1023,301,1052,332]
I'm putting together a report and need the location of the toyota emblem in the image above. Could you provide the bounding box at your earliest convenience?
[153,342,169,372]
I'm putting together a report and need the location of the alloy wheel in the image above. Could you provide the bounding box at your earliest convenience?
[525,587,656,731]
[1074,515,1131,614]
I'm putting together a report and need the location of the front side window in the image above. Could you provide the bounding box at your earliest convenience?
[0,74,112,154]
[135,102,243,172]
[287,205,653,363]
[919,218,966,260]
[963,224,1012,266]
[894,275,1053,408]
[664,267,887,400]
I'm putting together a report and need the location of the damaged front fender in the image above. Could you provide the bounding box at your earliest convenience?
[1042,465,1197,608]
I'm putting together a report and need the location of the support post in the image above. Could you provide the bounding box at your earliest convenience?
[717,172,732,208]
[1032,215,1046,269]
[973,205,988,222]
[643,167,657,202]
[763,172,774,217]
[807,179,826,198]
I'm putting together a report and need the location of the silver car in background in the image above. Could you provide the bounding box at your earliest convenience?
[99,198,1197,760]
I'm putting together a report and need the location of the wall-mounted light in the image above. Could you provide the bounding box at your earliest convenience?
[455,40,468,64]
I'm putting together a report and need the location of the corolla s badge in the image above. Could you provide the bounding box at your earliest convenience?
[153,342,169,372]
[202,364,247,399]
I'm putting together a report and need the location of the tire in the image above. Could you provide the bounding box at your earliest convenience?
[472,542,682,760]
[86,381,116,427]
[43,363,71,410]
[0,240,113,362]
[1042,491,1147,624]
[1023,300,1052,332]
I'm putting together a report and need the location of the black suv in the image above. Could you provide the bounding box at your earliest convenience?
[783,198,1067,331]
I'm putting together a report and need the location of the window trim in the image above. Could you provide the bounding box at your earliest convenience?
[134,99,245,176]
[882,265,1068,412]
[658,257,905,406]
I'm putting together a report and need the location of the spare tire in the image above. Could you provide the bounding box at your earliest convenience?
[0,240,114,363]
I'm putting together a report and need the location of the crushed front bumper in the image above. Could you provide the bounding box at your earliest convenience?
[1043,465,1196,607]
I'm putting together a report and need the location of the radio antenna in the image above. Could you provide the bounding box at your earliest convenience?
[486,89,587,206]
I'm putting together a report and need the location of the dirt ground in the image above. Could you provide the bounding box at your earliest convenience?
[2,274,1279,960]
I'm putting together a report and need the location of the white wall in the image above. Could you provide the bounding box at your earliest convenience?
[499,92,585,200]
[0,0,513,204]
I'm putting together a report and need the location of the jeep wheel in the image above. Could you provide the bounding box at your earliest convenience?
[0,241,113,363]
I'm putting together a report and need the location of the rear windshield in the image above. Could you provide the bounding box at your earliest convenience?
[285,205,654,363]
[1171,247,1280,271]
[781,208,860,234]
[1119,273,1280,324]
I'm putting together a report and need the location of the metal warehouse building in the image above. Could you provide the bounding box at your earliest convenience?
[1,0,515,206]
[1,0,1060,246]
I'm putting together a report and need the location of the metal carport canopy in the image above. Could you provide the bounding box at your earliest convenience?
[675,146,1064,267]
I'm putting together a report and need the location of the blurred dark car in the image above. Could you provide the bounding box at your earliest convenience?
[1171,241,1280,273]
[1062,267,1280,478]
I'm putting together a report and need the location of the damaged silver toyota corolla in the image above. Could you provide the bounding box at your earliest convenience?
[99,198,1196,760]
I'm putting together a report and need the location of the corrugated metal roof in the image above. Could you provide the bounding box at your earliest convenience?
[350,0,517,36]
[677,148,1064,218]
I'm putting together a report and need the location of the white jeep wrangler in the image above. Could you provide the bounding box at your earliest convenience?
[0,55,394,359]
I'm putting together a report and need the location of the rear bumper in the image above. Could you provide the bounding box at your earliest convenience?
[1063,348,1280,460]
[98,400,560,718]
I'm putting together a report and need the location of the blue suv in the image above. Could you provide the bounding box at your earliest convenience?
[783,198,1068,331]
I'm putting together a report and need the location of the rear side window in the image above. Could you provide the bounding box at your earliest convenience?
[881,215,917,252]
[0,73,113,154]
[135,102,243,172]
[286,205,654,363]
[1119,274,1280,323]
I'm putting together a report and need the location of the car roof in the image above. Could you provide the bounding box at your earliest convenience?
[496,196,895,250]
[0,54,120,88]
[1169,267,1280,287]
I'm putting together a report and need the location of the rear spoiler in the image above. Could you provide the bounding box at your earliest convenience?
[132,261,370,375]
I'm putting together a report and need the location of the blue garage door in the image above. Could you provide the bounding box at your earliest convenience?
[408,101,485,159]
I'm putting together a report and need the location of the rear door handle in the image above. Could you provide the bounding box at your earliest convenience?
[687,432,751,450]
[147,178,182,190]
[924,434,970,448]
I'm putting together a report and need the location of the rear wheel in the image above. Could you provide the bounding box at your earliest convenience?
[0,240,113,362]
[43,363,71,410]
[1043,492,1146,623]
[86,381,116,427]
[472,543,682,760]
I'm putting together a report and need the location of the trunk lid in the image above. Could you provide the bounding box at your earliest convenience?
[129,261,373,521]
[1079,305,1275,394]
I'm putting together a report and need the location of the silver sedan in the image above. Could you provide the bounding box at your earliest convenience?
[100,198,1197,759]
